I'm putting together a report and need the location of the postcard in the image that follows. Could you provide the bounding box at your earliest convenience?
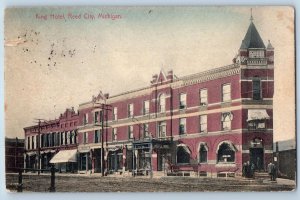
[4,6,296,192]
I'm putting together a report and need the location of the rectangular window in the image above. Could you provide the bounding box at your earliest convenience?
[143,123,149,138]
[222,84,231,102]
[57,132,60,146]
[83,132,88,144]
[27,136,30,150]
[253,79,261,100]
[128,104,134,118]
[158,121,166,138]
[128,126,133,139]
[94,130,100,143]
[179,93,187,109]
[113,128,117,141]
[200,115,207,133]
[200,89,208,106]
[249,50,264,58]
[94,111,99,123]
[65,132,68,145]
[179,118,186,134]
[221,113,232,131]
[83,113,88,125]
[143,100,150,115]
[32,136,35,149]
[36,135,39,148]
[113,107,118,121]
[248,120,266,130]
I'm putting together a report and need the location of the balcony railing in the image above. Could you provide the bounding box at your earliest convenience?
[247,58,267,65]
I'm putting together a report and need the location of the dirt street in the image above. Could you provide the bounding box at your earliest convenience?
[6,173,295,192]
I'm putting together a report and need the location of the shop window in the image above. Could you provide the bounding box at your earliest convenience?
[217,142,235,163]
[199,144,208,163]
[176,145,190,164]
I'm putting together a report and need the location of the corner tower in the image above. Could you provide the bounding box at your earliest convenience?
[238,13,274,171]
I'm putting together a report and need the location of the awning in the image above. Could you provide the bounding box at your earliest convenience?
[247,109,270,121]
[49,149,77,163]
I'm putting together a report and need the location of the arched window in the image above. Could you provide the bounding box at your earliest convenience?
[217,142,235,163]
[176,145,190,164]
[199,144,208,163]
[158,94,166,112]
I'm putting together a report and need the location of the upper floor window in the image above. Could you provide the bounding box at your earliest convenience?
[94,130,100,143]
[83,113,88,125]
[200,115,207,133]
[94,111,99,123]
[253,78,261,100]
[158,94,166,113]
[249,50,264,58]
[143,123,149,138]
[179,93,187,109]
[179,118,186,135]
[128,126,134,139]
[143,100,150,115]
[248,120,266,130]
[83,132,88,144]
[222,84,231,102]
[113,107,118,121]
[27,136,30,149]
[32,135,35,149]
[200,89,208,106]
[112,128,117,141]
[221,112,232,131]
[128,104,134,118]
[158,121,166,138]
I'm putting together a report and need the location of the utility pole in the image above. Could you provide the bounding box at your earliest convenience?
[93,102,112,177]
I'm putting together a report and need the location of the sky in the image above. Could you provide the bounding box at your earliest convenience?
[4,6,295,142]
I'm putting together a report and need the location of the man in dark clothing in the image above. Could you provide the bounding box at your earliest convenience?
[271,163,277,181]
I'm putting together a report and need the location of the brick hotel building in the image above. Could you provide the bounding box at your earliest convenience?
[24,17,274,177]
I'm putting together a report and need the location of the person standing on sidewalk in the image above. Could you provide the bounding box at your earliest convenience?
[267,162,273,181]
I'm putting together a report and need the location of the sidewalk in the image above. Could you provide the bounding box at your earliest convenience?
[276,178,296,186]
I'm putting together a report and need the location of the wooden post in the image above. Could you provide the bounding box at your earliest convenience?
[17,169,23,192]
[49,165,56,192]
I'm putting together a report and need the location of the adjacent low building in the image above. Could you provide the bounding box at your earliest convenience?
[5,137,24,173]
[23,17,274,177]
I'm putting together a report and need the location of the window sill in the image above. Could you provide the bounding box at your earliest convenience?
[216,163,236,167]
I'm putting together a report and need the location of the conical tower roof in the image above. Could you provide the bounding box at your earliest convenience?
[240,22,266,49]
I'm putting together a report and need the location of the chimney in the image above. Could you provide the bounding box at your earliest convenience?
[151,74,158,84]
[167,70,173,81]
[104,93,109,99]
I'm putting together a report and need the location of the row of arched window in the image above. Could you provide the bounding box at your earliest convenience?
[176,142,236,164]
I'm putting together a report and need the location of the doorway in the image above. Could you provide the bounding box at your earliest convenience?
[250,148,264,171]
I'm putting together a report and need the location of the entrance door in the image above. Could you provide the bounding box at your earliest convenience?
[250,148,264,171]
